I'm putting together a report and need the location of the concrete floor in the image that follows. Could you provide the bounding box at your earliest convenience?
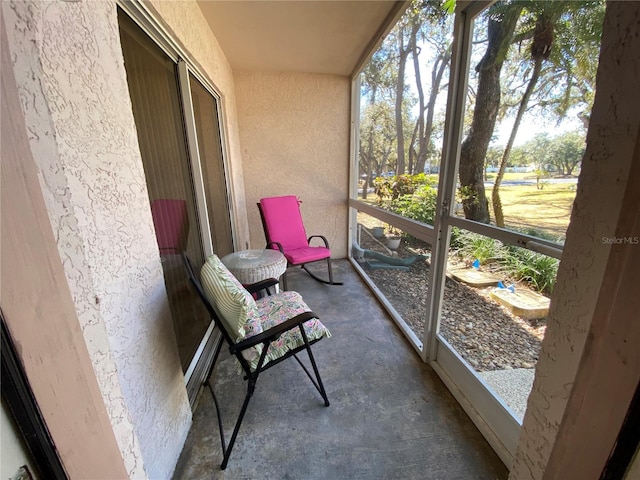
[173,260,508,479]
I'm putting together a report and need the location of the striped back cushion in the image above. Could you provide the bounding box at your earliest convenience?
[200,254,260,341]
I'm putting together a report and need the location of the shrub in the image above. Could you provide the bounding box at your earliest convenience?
[389,185,438,225]
[502,246,559,295]
[373,177,393,203]
[448,227,463,250]
[455,232,506,265]
[453,232,559,295]
[373,176,560,295]
[373,173,432,203]
[390,175,416,198]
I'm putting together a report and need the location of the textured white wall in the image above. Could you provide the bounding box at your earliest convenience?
[510,2,640,478]
[235,71,350,257]
[3,1,192,478]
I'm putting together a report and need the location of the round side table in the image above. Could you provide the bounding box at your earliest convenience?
[221,249,287,286]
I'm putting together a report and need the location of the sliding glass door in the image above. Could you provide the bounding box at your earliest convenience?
[186,72,234,259]
[118,9,234,404]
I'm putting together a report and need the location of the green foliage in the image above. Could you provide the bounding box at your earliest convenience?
[359,101,397,178]
[545,130,585,175]
[442,0,456,15]
[377,178,463,245]
[359,0,453,177]
[546,1,605,120]
[502,245,559,294]
[448,227,463,250]
[487,130,585,175]
[458,185,481,208]
[495,1,604,127]
[373,174,431,203]
[392,175,417,198]
[373,174,560,294]
[389,184,439,225]
[454,230,559,294]
[455,232,506,265]
[372,176,392,203]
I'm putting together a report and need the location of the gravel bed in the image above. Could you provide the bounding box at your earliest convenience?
[479,369,535,419]
[358,228,546,372]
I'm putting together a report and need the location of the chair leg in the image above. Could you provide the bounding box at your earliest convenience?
[298,327,330,407]
[220,380,256,470]
[326,257,336,285]
[219,345,270,469]
[206,337,224,385]
[301,260,343,286]
[206,339,226,452]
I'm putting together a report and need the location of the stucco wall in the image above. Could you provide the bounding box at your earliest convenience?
[235,71,350,257]
[509,2,640,478]
[3,1,197,478]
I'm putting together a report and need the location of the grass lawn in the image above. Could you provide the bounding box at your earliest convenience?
[359,172,577,240]
[486,182,576,240]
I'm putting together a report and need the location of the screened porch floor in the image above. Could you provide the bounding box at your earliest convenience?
[172,260,508,479]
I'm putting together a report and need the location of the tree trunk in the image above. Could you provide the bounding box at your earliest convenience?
[409,119,419,174]
[459,5,522,223]
[395,26,410,175]
[493,58,543,227]
[494,10,556,226]
[363,133,374,200]
[416,49,451,174]
[362,85,378,200]
[411,21,426,176]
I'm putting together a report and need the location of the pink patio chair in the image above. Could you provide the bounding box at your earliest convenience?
[151,199,189,255]
[258,195,342,289]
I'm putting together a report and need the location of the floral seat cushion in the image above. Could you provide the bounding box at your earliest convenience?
[243,291,331,372]
[200,255,330,372]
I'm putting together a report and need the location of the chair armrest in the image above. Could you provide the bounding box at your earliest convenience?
[307,235,329,248]
[245,278,279,295]
[230,311,317,354]
[265,241,285,254]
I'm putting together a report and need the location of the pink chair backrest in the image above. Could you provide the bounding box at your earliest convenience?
[151,199,189,254]
[260,196,308,251]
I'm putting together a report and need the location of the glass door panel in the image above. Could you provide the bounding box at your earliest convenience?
[119,13,210,372]
[188,74,234,257]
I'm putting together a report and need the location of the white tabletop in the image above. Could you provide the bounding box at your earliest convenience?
[221,249,287,284]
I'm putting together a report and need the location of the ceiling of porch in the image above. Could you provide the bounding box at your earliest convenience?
[197,1,407,76]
